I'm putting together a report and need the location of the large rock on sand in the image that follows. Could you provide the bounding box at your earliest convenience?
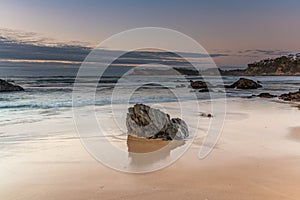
[0,79,24,92]
[227,78,262,89]
[279,89,300,102]
[126,104,189,140]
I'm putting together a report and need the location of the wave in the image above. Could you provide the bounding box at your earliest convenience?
[0,103,72,109]
[1,75,299,110]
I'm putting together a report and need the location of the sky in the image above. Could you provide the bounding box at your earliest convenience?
[0,0,300,71]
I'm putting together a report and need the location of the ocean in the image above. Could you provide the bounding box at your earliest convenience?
[0,75,300,127]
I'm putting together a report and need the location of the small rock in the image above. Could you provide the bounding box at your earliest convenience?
[257,93,277,98]
[200,113,213,118]
[190,80,211,89]
[0,79,24,92]
[279,89,300,102]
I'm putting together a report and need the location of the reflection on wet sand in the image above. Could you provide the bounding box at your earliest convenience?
[127,135,186,167]
[288,127,300,142]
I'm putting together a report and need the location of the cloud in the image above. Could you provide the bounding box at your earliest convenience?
[1,28,295,73]
[0,29,93,65]
[0,40,91,62]
[0,28,91,47]
[237,49,293,56]
[0,28,229,70]
[210,48,294,59]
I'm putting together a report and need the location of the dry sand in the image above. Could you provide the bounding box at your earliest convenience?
[1,98,300,200]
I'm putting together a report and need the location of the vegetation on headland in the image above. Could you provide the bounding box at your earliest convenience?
[220,54,300,76]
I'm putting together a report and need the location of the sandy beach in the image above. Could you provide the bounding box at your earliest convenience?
[2,1,300,199]
[1,98,300,200]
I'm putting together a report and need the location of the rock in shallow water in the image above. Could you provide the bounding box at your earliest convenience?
[190,80,211,89]
[0,79,24,92]
[257,92,277,98]
[279,89,300,102]
[226,78,262,89]
[126,104,189,140]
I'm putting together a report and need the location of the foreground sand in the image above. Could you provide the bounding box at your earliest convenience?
[1,98,300,200]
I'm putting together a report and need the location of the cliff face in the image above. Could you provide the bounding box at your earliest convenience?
[221,54,300,76]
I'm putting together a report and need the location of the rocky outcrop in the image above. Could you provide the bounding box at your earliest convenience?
[257,93,277,98]
[279,89,300,101]
[226,78,262,89]
[190,80,211,89]
[219,54,300,76]
[0,79,24,92]
[126,104,189,140]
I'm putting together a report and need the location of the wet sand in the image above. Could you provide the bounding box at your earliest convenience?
[289,127,300,142]
[1,98,300,200]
